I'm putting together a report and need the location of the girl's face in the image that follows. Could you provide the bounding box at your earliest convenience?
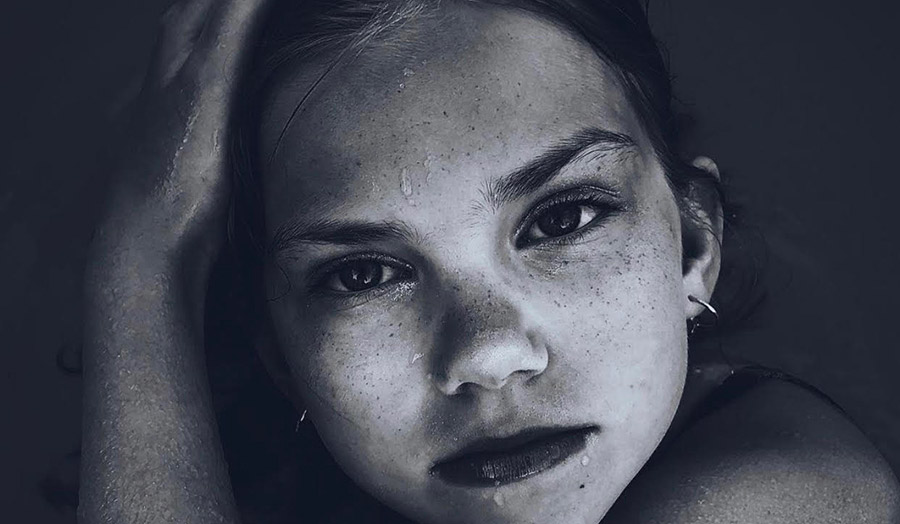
[259,3,715,523]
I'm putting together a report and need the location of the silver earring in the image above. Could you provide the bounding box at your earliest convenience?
[688,295,718,334]
[294,409,308,433]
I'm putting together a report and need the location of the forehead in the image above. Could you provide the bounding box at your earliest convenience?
[259,1,648,230]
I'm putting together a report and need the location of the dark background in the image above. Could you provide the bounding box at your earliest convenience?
[1,1,898,522]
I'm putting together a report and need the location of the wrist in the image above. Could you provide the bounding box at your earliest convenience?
[84,221,217,324]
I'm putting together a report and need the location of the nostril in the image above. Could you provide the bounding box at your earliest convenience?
[433,373,465,396]
[515,368,541,385]
[454,382,477,396]
[435,376,509,397]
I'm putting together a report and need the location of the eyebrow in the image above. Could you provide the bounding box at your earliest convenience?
[482,126,636,210]
[271,217,418,253]
[271,126,635,253]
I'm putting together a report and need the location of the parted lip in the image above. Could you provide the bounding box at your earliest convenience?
[430,425,600,486]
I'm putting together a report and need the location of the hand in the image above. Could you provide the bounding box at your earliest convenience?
[95,0,268,268]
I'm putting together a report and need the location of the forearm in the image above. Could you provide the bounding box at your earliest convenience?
[79,241,239,524]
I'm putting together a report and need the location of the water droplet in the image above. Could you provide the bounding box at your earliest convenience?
[581,455,591,467]
[493,491,505,507]
[423,153,436,183]
[399,167,413,196]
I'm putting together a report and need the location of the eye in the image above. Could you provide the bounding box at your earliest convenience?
[529,202,598,240]
[521,202,601,246]
[316,256,413,294]
[515,186,623,248]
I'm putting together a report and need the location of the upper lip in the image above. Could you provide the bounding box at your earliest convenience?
[432,424,600,468]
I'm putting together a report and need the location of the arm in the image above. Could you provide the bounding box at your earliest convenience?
[81,250,237,524]
[606,378,900,523]
[79,1,269,522]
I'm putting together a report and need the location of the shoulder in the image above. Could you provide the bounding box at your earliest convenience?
[607,377,900,523]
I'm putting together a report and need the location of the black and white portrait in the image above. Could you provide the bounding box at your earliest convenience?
[2,1,899,522]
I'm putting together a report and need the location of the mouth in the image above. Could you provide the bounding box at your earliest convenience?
[430,425,599,487]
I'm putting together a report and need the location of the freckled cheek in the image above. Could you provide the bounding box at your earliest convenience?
[275,304,434,437]
[524,233,685,425]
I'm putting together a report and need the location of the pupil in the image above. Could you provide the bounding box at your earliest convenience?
[339,261,383,292]
[537,204,581,237]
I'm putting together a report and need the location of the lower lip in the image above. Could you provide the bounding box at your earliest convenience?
[432,427,598,487]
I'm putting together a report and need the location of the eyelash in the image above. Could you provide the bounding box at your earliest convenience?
[309,253,415,303]
[514,186,623,249]
[309,186,623,302]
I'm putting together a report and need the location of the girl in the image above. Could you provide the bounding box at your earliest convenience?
[79,0,900,522]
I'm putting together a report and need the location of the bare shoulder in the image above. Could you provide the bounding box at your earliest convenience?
[606,378,900,523]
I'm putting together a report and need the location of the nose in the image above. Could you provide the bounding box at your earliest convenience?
[431,279,549,396]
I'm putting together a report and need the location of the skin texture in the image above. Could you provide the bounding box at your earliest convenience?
[607,380,900,523]
[79,1,270,522]
[256,4,718,523]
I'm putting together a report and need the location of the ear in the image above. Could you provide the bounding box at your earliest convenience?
[255,318,303,410]
[682,156,724,320]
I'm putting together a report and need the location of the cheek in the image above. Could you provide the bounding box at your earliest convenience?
[268,296,436,477]
[526,205,687,441]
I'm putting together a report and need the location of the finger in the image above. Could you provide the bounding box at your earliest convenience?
[190,0,272,75]
[161,0,215,34]
[150,0,218,84]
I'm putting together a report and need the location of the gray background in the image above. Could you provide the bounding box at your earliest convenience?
[1,0,898,522]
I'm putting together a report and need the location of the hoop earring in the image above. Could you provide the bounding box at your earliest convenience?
[688,295,719,335]
[294,409,308,433]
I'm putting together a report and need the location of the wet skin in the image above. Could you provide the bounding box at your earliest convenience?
[257,3,716,523]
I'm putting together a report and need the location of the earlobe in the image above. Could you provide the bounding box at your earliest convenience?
[682,156,723,319]
[691,156,720,181]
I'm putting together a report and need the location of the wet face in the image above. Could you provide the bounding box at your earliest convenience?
[258,3,712,523]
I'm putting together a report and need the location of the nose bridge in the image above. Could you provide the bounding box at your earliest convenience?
[432,266,548,395]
